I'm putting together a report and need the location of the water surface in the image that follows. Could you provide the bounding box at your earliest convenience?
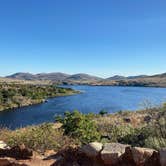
[0,85,166,129]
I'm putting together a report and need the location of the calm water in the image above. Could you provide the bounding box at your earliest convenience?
[0,85,166,129]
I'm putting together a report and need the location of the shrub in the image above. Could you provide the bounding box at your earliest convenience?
[144,113,166,150]
[99,110,108,116]
[0,123,75,153]
[119,126,151,147]
[56,110,101,144]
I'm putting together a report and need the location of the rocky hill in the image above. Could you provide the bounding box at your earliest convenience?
[5,72,166,87]
[6,72,70,82]
[106,75,126,80]
[93,73,166,87]
[63,73,103,84]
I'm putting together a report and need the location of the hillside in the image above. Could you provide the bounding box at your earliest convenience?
[95,73,166,87]
[6,72,103,84]
[0,77,51,85]
[106,75,126,80]
[63,73,103,84]
[6,72,70,82]
[5,72,166,87]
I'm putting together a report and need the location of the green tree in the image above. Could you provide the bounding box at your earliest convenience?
[56,110,101,144]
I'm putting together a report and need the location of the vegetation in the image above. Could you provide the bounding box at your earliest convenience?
[95,105,166,150]
[99,109,108,116]
[0,83,77,111]
[0,123,76,152]
[55,110,101,144]
[0,105,166,153]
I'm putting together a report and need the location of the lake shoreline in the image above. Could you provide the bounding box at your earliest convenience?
[1,85,166,129]
[62,83,166,88]
[0,91,80,112]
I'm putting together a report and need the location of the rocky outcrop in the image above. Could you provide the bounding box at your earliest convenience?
[0,157,28,166]
[0,141,165,166]
[0,143,55,166]
[0,144,33,159]
[129,147,156,165]
[159,148,166,166]
[101,143,129,165]
[78,142,163,166]
[79,142,103,158]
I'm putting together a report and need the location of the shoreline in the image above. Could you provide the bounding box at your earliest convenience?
[61,83,166,88]
[0,91,80,112]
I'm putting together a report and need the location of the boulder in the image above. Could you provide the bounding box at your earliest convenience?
[159,148,166,166]
[0,157,28,166]
[79,142,103,158]
[144,151,160,166]
[121,146,136,166]
[0,144,33,160]
[0,141,9,150]
[101,143,129,165]
[130,147,156,166]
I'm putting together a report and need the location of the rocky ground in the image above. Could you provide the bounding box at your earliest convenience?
[0,141,166,166]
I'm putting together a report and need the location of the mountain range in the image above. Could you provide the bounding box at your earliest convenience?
[6,72,102,82]
[4,72,166,87]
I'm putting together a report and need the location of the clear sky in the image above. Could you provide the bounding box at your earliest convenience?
[0,0,166,77]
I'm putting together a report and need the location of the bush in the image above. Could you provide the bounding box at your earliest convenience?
[119,126,151,147]
[144,113,166,150]
[0,123,75,153]
[55,110,101,144]
[99,110,108,116]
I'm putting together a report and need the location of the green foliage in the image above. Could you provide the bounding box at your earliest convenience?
[0,123,75,152]
[56,110,101,144]
[99,110,108,116]
[143,112,166,150]
[0,83,75,111]
[119,126,151,147]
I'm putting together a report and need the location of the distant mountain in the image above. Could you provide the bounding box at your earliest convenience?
[64,73,103,82]
[127,75,147,79]
[6,72,102,83]
[35,73,70,82]
[106,75,126,80]
[5,72,166,87]
[6,73,36,80]
[6,72,70,82]
[150,72,166,78]
[106,75,148,80]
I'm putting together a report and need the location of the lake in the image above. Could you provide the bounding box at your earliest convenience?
[0,85,166,129]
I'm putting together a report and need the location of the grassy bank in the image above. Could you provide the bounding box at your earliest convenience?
[0,83,78,111]
[0,105,165,153]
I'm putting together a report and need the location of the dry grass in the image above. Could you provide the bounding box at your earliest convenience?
[0,123,78,153]
[0,77,51,85]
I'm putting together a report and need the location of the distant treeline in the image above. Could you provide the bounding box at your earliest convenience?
[0,83,75,111]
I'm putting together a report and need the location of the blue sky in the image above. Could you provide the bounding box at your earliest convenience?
[0,0,166,77]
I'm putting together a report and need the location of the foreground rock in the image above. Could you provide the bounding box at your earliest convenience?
[0,141,9,150]
[160,148,166,166]
[131,147,156,165]
[101,143,129,165]
[80,142,163,166]
[80,142,103,158]
[122,146,157,166]
[0,144,33,160]
[0,141,165,166]
[0,157,28,166]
